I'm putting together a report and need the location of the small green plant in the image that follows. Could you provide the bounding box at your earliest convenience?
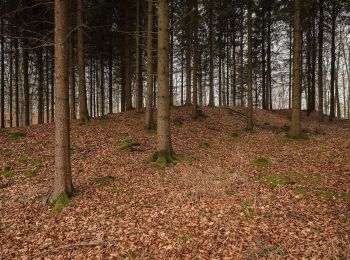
[200,141,210,149]
[8,131,26,141]
[263,174,288,188]
[51,193,72,216]
[23,170,36,177]
[182,234,193,242]
[174,117,184,126]
[295,187,312,197]
[96,176,115,187]
[251,157,271,167]
[314,188,335,200]
[18,155,43,167]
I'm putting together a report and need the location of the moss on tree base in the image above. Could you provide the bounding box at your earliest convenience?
[150,150,177,168]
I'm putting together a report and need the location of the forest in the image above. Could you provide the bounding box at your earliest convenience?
[0,0,350,258]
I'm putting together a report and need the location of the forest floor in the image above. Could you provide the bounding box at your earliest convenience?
[0,106,349,259]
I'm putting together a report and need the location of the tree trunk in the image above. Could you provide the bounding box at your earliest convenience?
[77,0,89,121]
[23,39,30,126]
[50,0,73,202]
[51,48,55,123]
[145,0,155,130]
[108,43,113,114]
[136,0,143,111]
[9,39,13,127]
[329,1,336,121]
[261,8,266,109]
[266,9,272,110]
[69,1,76,120]
[239,5,244,107]
[37,47,44,124]
[192,0,200,118]
[318,0,324,121]
[247,0,253,131]
[290,0,302,138]
[46,48,50,123]
[155,0,175,163]
[208,0,214,107]
[15,37,19,127]
[1,15,5,128]
[100,52,105,116]
[185,0,192,106]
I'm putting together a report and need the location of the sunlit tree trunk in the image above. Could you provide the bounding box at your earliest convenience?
[318,0,324,121]
[247,0,253,131]
[208,0,214,107]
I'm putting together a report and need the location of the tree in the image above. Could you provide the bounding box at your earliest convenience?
[154,0,176,164]
[50,0,73,202]
[145,0,155,130]
[318,0,324,121]
[77,0,89,121]
[247,0,253,131]
[290,0,302,138]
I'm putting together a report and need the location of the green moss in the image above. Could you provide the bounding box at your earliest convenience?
[289,172,306,182]
[174,117,184,126]
[51,193,72,216]
[23,170,36,177]
[118,140,139,152]
[148,150,177,168]
[200,141,210,149]
[314,188,335,200]
[230,132,240,138]
[118,132,129,138]
[263,174,288,188]
[143,126,156,134]
[251,157,271,167]
[8,131,26,141]
[0,169,15,178]
[96,176,115,187]
[240,199,253,208]
[295,187,312,197]
[18,155,43,167]
[111,187,127,195]
[225,190,235,196]
[182,234,193,242]
[244,208,256,220]
[307,173,321,184]
[70,144,79,153]
[340,193,350,202]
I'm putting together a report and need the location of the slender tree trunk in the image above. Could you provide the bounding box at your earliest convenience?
[100,52,105,116]
[261,9,266,109]
[50,0,73,202]
[136,0,143,111]
[145,0,155,130]
[77,0,89,121]
[185,0,192,106]
[15,37,19,127]
[266,9,272,110]
[69,2,76,120]
[289,6,292,110]
[318,0,324,121]
[108,43,113,114]
[247,0,253,130]
[181,49,184,105]
[0,15,5,128]
[9,39,13,127]
[169,0,174,106]
[329,2,336,121]
[240,5,244,107]
[156,0,175,162]
[23,39,30,126]
[219,43,222,107]
[46,48,50,123]
[192,0,200,118]
[290,0,302,138]
[208,0,214,107]
[37,47,44,124]
[51,48,55,123]
[232,17,236,107]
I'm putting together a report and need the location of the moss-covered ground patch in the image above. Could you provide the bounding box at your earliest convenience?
[96,176,116,187]
[251,157,271,167]
[0,168,15,178]
[51,193,73,216]
[8,131,26,141]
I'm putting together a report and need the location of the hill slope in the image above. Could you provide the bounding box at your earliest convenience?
[0,107,349,258]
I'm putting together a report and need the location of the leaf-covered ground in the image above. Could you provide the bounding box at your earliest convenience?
[0,107,349,259]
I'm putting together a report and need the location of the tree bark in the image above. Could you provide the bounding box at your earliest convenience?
[50,0,73,202]
[318,0,324,121]
[156,0,174,162]
[208,0,214,107]
[77,0,89,121]
[329,1,336,121]
[247,0,253,130]
[290,0,302,138]
[145,0,155,130]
